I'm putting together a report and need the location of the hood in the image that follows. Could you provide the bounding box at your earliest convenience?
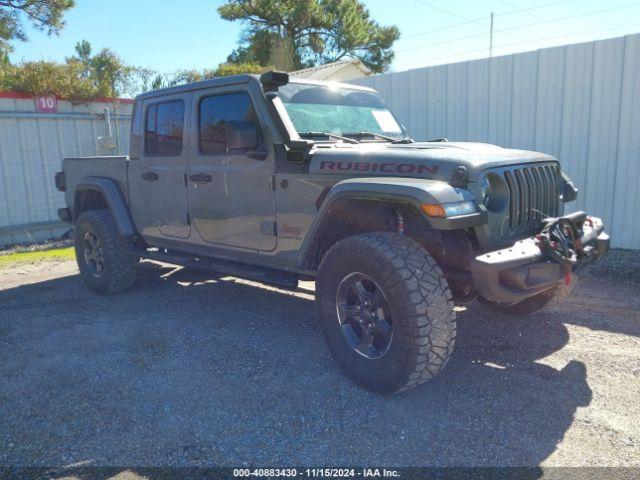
[308,141,557,183]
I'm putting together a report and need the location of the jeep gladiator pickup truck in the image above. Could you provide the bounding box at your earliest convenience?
[55,71,609,393]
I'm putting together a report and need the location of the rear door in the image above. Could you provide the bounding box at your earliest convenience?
[129,93,191,239]
[188,87,276,251]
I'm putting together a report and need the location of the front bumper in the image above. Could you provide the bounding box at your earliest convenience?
[470,213,609,304]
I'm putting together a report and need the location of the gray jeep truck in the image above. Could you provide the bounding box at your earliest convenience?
[55,71,609,393]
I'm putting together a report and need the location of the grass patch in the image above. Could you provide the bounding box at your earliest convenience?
[0,247,75,267]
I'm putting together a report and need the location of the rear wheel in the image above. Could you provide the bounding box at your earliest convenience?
[316,232,456,394]
[74,209,138,294]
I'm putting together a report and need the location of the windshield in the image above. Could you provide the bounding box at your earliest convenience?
[278,82,408,141]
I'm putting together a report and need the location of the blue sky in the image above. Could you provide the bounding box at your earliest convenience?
[8,0,640,75]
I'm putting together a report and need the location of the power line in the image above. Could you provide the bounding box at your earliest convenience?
[409,0,520,39]
[396,1,640,54]
[410,0,487,27]
[396,30,492,53]
[399,0,573,41]
[496,0,573,18]
[499,0,555,24]
[501,0,537,17]
[494,0,640,34]
[395,23,639,70]
[401,18,487,41]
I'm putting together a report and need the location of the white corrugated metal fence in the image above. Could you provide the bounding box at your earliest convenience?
[353,33,640,250]
[0,96,131,246]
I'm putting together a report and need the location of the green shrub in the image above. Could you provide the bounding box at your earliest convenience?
[0,60,101,102]
[213,62,267,77]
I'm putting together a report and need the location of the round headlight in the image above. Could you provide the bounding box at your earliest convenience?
[479,173,507,213]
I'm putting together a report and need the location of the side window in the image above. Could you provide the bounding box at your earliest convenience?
[145,100,185,156]
[199,92,260,155]
[144,104,157,155]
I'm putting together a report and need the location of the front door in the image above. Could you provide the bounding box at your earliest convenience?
[129,93,191,240]
[188,88,276,251]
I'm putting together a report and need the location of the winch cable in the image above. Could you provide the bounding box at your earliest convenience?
[536,216,584,284]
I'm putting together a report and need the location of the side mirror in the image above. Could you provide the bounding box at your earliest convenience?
[225,121,259,151]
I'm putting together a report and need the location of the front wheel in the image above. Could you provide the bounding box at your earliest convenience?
[315,232,456,394]
[74,209,138,294]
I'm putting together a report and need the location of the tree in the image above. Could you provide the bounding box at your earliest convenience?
[148,62,267,90]
[217,0,399,73]
[0,60,97,102]
[67,40,140,97]
[0,39,267,102]
[0,0,75,53]
[167,68,216,86]
[0,40,150,101]
[150,74,163,90]
[90,48,134,97]
[213,61,266,77]
[72,38,91,78]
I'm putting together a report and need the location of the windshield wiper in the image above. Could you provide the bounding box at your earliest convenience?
[298,131,359,144]
[343,131,414,144]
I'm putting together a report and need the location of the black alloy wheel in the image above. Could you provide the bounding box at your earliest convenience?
[74,209,138,294]
[316,232,457,393]
[82,230,105,279]
[336,272,393,359]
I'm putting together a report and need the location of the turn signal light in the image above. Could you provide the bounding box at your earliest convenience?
[421,204,447,217]
[421,201,477,218]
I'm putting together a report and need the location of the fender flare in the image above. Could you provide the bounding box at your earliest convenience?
[74,176,136,236]
[297,177,486,269]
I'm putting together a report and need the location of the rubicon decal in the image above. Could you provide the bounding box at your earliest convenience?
[319,160,439,175]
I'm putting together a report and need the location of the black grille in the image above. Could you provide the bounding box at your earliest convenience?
[503,164,561,230]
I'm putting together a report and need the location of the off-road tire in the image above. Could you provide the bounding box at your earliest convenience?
[478,277,574,316]
[74,209,138,294]
[316,232,456,394]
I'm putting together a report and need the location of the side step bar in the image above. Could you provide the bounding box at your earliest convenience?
[132,247,299,289]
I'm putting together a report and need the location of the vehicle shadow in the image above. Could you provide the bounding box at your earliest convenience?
[554,276,640,338]
[0,262,595,472]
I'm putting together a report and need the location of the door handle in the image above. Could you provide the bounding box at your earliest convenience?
[190,173,213,184]
[247,149,269,161]
[141,171,159,181]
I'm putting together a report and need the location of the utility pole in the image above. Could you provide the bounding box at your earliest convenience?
[489,11,494,58]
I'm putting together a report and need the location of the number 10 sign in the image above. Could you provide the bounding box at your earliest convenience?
[35,95,58,113]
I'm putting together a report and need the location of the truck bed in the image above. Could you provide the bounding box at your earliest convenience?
[62,156,129,209]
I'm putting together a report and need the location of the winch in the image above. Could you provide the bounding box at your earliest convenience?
[470,211,609,304]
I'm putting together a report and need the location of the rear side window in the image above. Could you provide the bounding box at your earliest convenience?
[199,92,259,154]
[145,100,185,156]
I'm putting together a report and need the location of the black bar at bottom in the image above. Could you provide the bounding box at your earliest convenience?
[0,467,638,480]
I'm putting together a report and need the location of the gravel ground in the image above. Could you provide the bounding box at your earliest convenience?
[0,255,638,469]
[588,248,640,283]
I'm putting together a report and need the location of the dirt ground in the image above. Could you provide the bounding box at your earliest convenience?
[0,257,638,469]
